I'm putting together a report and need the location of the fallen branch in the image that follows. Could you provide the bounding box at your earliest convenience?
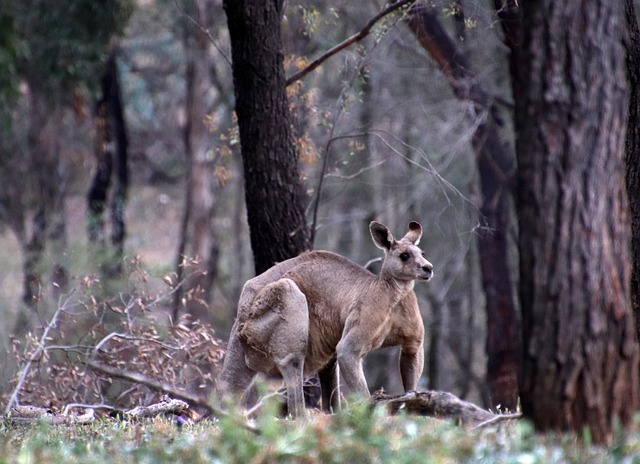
[123,396,189,419]
[4,396,189,425]
[5,405,96,425]
[5,292,75,414]
[88,361,217,415]
[372,390,520,427]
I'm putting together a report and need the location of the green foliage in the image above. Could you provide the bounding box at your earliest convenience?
[7,0,134,97]
[2,409,639,463]
[0,1,19,106]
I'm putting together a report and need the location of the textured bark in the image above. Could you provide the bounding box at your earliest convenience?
[513,1,639,443]
[625,0,640,341]
[407,3,519,411]
[223,0,310,275]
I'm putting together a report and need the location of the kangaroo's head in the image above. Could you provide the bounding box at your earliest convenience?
[370,221,433,283]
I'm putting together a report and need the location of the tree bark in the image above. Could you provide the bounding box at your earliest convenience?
[406,2,519,411]
[223,0,310,275]
[513,1,639,443]
[624,0,640,340]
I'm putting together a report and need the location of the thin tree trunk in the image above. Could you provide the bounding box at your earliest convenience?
[16,89,62,333]
[224,0,310,275]
[87,52,128,276]
[173,0,219,324]
[87,100,112,245]
[513,0,639,443]
[107,53,129,274]
[406,2,519,411]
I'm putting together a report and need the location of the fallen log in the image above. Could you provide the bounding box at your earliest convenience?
[4,396,189,425]
[4,405,96,425]
[372,390,520,428]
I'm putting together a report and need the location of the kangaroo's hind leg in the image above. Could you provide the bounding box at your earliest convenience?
[239,278,309,417]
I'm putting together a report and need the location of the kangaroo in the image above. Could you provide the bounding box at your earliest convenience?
[216,221,433,417]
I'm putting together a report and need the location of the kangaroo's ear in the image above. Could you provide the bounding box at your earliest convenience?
[370,221,395,250]
[402,221,423,245]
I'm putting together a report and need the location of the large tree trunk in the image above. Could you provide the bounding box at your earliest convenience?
[223,0,310,275]
[513,1,639,443]
[406,2,519,411]
[625,0,640,340]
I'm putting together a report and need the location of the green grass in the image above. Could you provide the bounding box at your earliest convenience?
[1,400,638,464]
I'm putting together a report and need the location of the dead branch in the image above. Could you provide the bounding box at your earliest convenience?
[372,390,520,427]
[125,397,189,418]
[88,361,218,415]
[286,0,414,86]
[4,397,189,425]
[174,0,232,66]
[4,291,76,414]
[5,405,96,425]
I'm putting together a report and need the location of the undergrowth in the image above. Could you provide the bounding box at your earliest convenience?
[1,398,638,464]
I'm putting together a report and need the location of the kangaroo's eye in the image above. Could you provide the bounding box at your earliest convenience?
[399,253,410,262]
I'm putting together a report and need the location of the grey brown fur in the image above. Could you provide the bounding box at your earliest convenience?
[217,221,434,417]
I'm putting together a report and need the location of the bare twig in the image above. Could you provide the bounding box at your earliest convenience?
[63,402,116,415]
[309,100,342,247]
[87,361,214,412]
[174,0,232,66]
[92,332,177,358]
[473,412,521,429]
[245,390,286,417]
[87,362,259,433]
[286,0,415,86]
[5,291,77,414]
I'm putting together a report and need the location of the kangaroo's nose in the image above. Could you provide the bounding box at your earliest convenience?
[422,263,433,277]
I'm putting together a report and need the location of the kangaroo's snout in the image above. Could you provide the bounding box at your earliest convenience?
[421,261,434,280]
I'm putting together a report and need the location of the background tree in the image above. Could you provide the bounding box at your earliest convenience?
[87,50,130,277]
[172,0,222,324]
[0,0,133,334]
[223,0,311,275]
[512,0,639,443]
[406,1,519,411]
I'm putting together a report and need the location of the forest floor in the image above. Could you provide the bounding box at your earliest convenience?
[3,186,639,462]
[1,400,638,463]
